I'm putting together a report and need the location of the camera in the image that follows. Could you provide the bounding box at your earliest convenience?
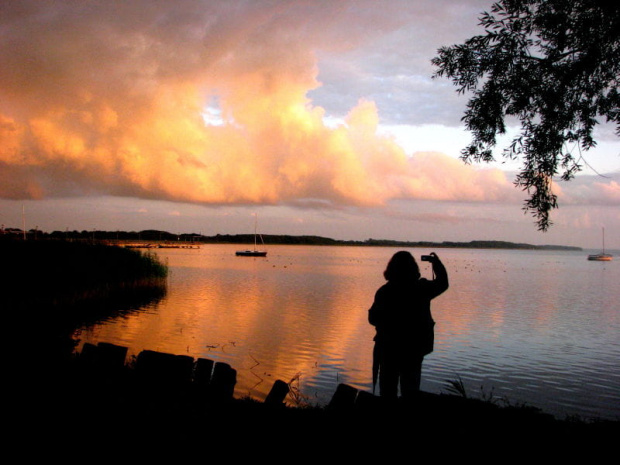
[421,255,432,262]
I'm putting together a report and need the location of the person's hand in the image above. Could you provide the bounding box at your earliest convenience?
[429,252,441,263]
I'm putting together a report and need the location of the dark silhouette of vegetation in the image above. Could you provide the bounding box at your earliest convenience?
[47,342,618,442]
[1,227,582,251]
[432,0,620,231]
[3,239,168,313]
[5,238,169,374]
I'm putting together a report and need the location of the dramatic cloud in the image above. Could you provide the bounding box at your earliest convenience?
[0,0,520,209]
[557,177,620,206]
[2,0,618,250]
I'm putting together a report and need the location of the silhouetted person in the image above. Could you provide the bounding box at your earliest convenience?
[368,251,448,401]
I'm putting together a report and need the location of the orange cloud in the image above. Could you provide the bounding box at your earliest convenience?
[0,1,519,209]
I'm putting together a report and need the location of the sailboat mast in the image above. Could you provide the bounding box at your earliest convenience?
[235,213,267,256]
[602,227,605,254]
[254,214,258,251]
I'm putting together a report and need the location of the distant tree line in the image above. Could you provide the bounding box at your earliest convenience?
[0,227,581,251]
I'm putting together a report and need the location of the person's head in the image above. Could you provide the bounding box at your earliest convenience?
[384,251,420,282]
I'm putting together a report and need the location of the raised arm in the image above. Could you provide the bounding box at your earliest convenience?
[428,252,448,298]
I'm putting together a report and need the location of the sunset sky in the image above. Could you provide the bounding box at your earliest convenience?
[1,0,619,249]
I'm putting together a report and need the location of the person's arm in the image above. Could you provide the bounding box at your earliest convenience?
[368,288,384,327]
[429,252,448,297]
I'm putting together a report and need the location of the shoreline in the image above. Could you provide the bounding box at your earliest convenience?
[36,340,618,441]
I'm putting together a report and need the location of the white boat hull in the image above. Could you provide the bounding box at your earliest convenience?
[588,228,612,261]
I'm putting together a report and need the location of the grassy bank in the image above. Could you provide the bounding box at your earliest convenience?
[5,238,170,379]
[2,238,168,313]
[43,349,617,445]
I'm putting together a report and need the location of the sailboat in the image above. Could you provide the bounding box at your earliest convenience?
[236,214,267,257]
[588,227,613,261]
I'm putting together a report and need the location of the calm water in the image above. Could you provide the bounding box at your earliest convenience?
[75,244,620,421]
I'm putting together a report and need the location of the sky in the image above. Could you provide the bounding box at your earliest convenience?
[1,0,619,249]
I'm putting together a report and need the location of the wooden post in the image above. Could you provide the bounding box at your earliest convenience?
[265,379,290,406]
[193,358,214,386]
[210,362,237,399]
[328,383,358,410]
[135,350,194,387]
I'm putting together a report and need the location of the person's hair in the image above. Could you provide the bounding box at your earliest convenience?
[384,251,420,282]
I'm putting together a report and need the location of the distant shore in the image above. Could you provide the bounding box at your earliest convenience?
[1,228,582,251]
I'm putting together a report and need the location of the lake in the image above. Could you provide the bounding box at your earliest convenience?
[74,244,620,421]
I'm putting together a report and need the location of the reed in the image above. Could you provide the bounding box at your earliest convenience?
[2,238,168,313]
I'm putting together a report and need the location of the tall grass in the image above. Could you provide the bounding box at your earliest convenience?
[2,239,168,313]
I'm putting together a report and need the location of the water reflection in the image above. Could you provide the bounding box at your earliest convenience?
[424,251,620,420]
[76,245,620,420]
[77,245,383,404]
